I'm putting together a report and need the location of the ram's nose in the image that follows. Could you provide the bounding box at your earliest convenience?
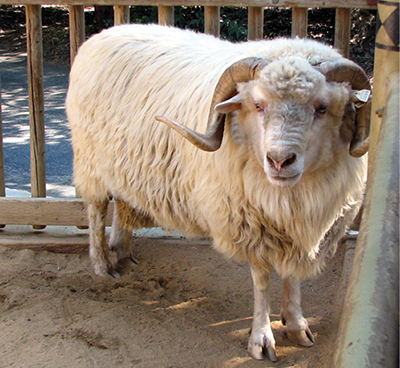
[266,151,297,172]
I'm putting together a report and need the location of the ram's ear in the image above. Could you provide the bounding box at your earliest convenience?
[214,94,242,114]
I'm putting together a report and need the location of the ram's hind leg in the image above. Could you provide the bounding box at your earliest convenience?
[280,277,314,347]
[109,200,139,266]
[88,200,120,278]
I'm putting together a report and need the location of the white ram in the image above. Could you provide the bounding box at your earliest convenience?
[66,24,371,361]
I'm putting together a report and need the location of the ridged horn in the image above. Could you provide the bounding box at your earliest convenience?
[316,58,372,157]
[155,57,270,152]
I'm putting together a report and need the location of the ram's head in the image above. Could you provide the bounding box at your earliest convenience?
[156,56,371,187]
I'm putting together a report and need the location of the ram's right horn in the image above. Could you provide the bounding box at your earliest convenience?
[156,57,271,152]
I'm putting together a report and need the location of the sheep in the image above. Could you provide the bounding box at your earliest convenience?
[66,24,371,361]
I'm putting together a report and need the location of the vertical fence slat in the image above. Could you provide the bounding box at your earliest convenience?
[334,8,351,58]
[69,5,87,228]
[158,5,174,26]
[248,6,264,40]
[292,7,308,38]
[26,4,46,229]
[204,6,220,37]
[0,72,4,199]
[114,5,130,25]
[0,67,5,228]
[26,5,45,199]
[69,5,85,64]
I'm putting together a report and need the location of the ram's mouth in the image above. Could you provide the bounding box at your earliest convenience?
[268,172,302,187]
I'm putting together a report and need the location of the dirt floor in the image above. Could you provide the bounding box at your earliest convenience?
[0,227,355,368]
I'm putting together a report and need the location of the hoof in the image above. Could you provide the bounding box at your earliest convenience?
[108,269,122,279]
[115,256,140,275]
[248,330,277,362]
[287,328,315,347]
[94,265,121,279]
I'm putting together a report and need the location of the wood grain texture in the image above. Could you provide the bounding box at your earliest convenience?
[158,5,174,25]
[26,5,46,200]
[204,6,220,37]
[114,5,130,25]
[291,7,308,38]
[69,5,85,64]
[248,6,264,40]
[0,198,113,226]
[334,8,351,57]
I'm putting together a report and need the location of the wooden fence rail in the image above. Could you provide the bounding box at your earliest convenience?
[0,0,379,227]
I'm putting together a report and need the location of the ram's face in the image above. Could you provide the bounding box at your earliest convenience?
[215,58,354,188]
[156,56,369,186]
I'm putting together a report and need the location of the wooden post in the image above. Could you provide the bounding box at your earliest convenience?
[332,77,399,368]
[69,5,85,65]
[0,71,4,199]
[204,6,220,37]
[248,7,264,40]
[158,5,174,26]
[26,4,46,229]
[334,8,351,57]
[369,0,400,174]
[0,69,5,228]
[69,5,86,228]
[26,5,46,199]
[292,7,308,38]
[114,5,130,25]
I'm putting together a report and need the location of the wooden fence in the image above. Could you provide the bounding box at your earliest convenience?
[0,0,382,228]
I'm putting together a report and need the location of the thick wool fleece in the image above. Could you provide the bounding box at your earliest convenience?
[67,24,366,279]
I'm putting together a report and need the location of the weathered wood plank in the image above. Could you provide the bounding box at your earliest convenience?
[334,8,351,57]
[292,7,308,38]
[0,198,114,227]
[369,0,400,174]
[204,6,220,37]
[69,5,85,63]
[0,71,4,199]
[248,6,264,40]
[26,5,46,200]
[158,5,174,25]
[114,5,130,25]
[0,1,377,9]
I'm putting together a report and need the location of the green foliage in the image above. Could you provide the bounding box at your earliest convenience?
[124,6,375,45]
[130,6,158,24]
[129,6,249,42]
[220,7,248,41]
[174,6,204,30]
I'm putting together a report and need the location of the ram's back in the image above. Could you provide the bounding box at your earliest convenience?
[67,24,342,135]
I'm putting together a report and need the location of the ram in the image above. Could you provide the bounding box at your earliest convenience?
[66,24,371,361]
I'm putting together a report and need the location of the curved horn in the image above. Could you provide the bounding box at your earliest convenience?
[155,57,270,152]
[316,58,371,157]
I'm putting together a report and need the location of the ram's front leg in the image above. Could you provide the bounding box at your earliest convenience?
[280,277,314,347]
[248,264,277,362]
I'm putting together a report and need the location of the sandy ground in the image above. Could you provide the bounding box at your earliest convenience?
[0,226,354,368]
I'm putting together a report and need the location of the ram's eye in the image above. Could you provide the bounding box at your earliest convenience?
[254,102,263,112]
[316,105,327,114]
